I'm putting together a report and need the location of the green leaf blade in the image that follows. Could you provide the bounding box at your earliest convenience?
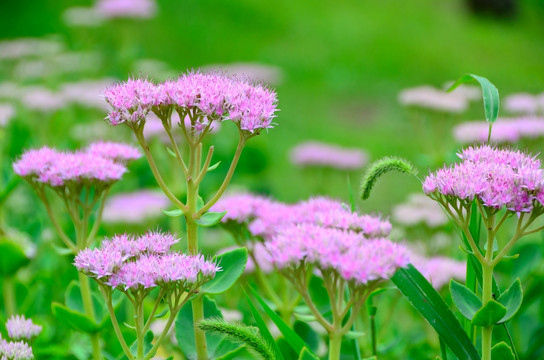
[450,280,482,320]
[201,247,247,295]
[471,299,507,327]
[391,264,480,360]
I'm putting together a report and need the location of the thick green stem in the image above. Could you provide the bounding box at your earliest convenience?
[79,272,101,360]
[3,276,16,317]
[192,295,208,360]
[136,299,145,360]
[328,333,343,360]
[481,215,495,360]
[102,287,135,360]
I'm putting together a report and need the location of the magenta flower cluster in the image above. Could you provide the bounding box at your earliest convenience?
[13,141,140,187]
[103,72,278,133]
[212,194,391,239]
[423,145,544,212]
[74,231,220,290]
[5,316,42,341]
[266,223,409,286]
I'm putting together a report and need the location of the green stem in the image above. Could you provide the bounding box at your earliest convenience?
[79,272,101,360]
[137,298,145,360]
[192,295,208,360]
[481,215,495,360]
[101,287,135,360]
[3,276,16,317]
[328,333,342,360]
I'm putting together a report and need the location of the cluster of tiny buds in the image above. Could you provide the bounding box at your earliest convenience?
[74,231,220,291]
[212,194,391,240]
[0,315,41,360]
[103,71,278,134]
[12,141,140,188]
[5,316,42,341]
[423,145,544,213]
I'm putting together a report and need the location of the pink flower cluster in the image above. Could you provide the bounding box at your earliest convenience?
[453,117,544,144]
[103,72,278,133]
[86,141,141,162]
[102,190,169,224]
[13,142,138,187]
[212,194,391,239]
[266,223,409,285]
[411,253,466,289]
[5,316,42,341]
[423,145,544,212]
[74,231,219,290]
[398,85,470,113]
[289,141,368,170]
[0,338,33,360]
[392,194,448,228]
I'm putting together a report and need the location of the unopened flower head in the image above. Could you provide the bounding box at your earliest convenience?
[5,316,42,341]
[423,145,544,213]
[104,71,278,134]
[289,141,368,170]
[13,147,126,187]
[266,224,409,286]
[74,231,219,291]
[86,141,141,163]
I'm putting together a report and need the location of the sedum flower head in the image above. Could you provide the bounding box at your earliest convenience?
[103,71,278,134]
[12,142,140,187]
[423,145,544,213]
[13,148,126,187]
[5,316,42,341]
[0,337,33,360]
[266,224,409,286]
[74,231,219,290]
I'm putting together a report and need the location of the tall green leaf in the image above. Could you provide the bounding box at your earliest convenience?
[448,74,499,124]
[249,288,318,358]
[245,292,284,360]
[391,265,480,360]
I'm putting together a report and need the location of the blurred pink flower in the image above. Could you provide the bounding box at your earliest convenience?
[289,141,368,170]
[95,0,157,19]
[453,117,544,144]
[398,85,468,113]
[392,194,447,227]
[102,190,170,224]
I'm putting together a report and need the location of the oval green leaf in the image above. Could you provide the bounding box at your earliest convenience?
[497,278,523,324]
[163,208,184,217]
[0,239,30,276]
[51,302,100,334]
[195,211,227,227]
[450,279,482,320]
[471,299,507,327]
[201,248,247,295]
[491,342,515,360]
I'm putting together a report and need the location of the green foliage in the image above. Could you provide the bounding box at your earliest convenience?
[245,292,285,360]
[496,279,523,324]
[471,300,507,327]
[249,288,318,358]
[298,347,319,360]
[391,265,480,360]
[129,330,154,357]
[450,280,482,320]
[0,238,29,276]
[201,247,248,294]
[51,302,100,334]
[491,342,515,360]
[198,318,275,360]
[162,209,183,217]
[195,211,227,227]
[448,74,499,124]
[360,157,418,200]
[175,296,238,359]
